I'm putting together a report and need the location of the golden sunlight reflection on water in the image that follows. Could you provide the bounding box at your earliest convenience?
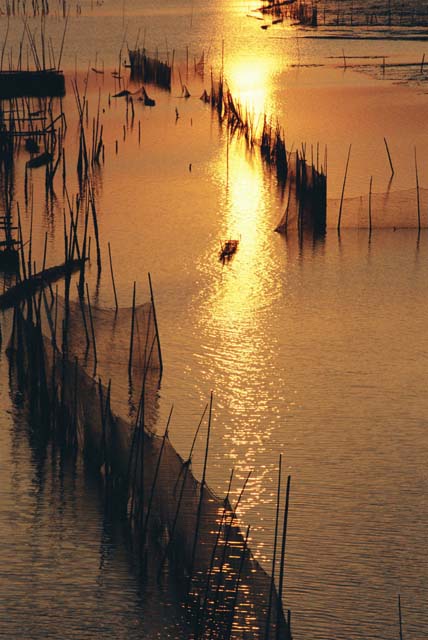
[190,136,291,551]
[226,55,278,118]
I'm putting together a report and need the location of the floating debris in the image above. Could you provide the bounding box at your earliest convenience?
[142,86,156,106]
[112,89,131,98]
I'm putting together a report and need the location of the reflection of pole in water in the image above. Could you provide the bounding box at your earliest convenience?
[226,125,229,189]
[384,137,394,178]
[414,146,421,232]
[368,175,373,235]
[398,593,404,640]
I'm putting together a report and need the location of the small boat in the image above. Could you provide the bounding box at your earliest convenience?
[219,239,239,262]
[261,24,270,30]
[26,151,52,168]
[182,85,191,99]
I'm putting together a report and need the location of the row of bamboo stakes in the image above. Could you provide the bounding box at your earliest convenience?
[2,181,291,636]
[265,0,428,28]
[1,0,81,18]
[205,70,327,235]
[0,66,293,640]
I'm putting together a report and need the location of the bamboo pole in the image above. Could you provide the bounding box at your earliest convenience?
[85,283,97,371]
[141,406,173,548]
[42,231,48,271]
[265,455,282,640]
[128,281,136,375]
[158,404,208,579]
[108,241,118,311]
[225,524,251,640]
[207,470,252,638]
[76,283,90,350]
[415,147,421,232]
[337,144,352,233]
[276,475,291,639]
[384,137,394,177]
[188,391,213,595]
[148,272,163,377]
[398,594,404,640]
[368,175,373,235]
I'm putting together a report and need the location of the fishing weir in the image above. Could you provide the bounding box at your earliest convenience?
[0,26,324,634]
[0,70,293,637]
[206,74,327,238]
[128,48,172,90]
[2,268,293,639]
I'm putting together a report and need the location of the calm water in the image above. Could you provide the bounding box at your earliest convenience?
[1,1,428,638]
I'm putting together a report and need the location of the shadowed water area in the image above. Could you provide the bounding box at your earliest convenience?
[1,1,428,639]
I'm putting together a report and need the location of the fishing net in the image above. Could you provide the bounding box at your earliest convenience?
[276,161,427,231]
[328,187,428,229]
[7,291,289,639]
